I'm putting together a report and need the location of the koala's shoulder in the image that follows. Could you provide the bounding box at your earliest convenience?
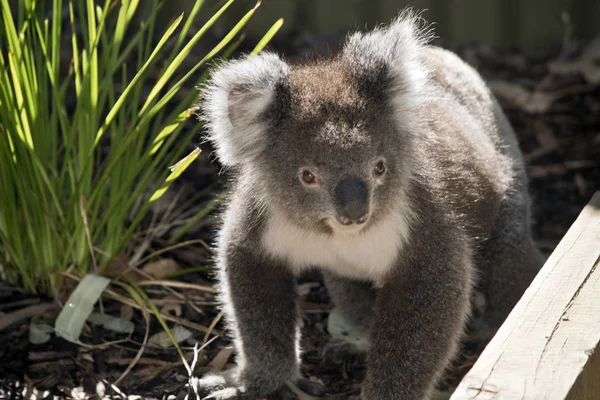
[217,174,269,249]
[420,46,494,109]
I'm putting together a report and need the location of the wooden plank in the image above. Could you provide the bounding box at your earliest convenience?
[566,343,600,400]
[451,191,600,400]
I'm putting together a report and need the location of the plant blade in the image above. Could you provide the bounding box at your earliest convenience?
[54,274,111,342]
[149,147,201,203]
[251,18,284,55]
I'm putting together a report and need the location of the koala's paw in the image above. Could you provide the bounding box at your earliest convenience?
[200,384,301,400]
[196,383,254,400]
[267,385,299,400]
[294,377,326,397]
[322,338,366,365]
[195,371,325,400]
[201,387,245,400]
[195,372,246,400]
[269,378,326,400]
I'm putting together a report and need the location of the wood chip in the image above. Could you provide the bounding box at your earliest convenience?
[0,303,55,331]
[207,346,234,373]
[142,258,181,279]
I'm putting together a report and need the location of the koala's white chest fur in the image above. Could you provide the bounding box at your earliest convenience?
[261,209,411,285]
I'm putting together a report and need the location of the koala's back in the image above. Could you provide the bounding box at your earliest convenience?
[412,46,527,239]
[423,46,524,165]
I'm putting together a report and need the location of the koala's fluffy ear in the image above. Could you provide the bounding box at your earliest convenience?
[200,52,290,166]
[343,10,433,109]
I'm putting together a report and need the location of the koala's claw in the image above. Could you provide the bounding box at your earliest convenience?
[322,338,366,365]
[201,387,243,400]
[195,372,246,400]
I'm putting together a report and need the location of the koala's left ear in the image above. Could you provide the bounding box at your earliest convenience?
[343,10,433,109]
[200,52,290,166]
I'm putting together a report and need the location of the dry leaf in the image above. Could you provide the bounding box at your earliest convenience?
[525,121,559,163]
[0,303,55,331]
[147,325,192,348]
[533,120,558,149]
[327,307,366,343]
[298,282,320,297]
[208,346,235,373]
[160,302,182,317]
[488,81,555,113]
[29,316,54,344]
[528,164,568,178]
[574,173,587,197]
[103,253,146,282]
[549,38,600,84]
[489,80,595,114]
[142,258,180,279]
[120,304,134,321]
[88,312,134,334]
[176,248,210,265]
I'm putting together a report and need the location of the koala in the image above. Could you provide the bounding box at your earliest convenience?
[196,11,544,400]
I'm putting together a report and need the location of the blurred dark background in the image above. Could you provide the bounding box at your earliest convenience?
[157,0,600,54]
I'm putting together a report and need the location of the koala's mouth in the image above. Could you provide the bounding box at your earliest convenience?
[327,217,369,234]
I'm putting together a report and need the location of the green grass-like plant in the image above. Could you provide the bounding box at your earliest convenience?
[0,0,282,295]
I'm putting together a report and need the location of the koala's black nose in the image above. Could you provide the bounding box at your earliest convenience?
[334,178,369,224]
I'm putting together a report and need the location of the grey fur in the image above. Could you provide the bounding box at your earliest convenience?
[196,10,543,400]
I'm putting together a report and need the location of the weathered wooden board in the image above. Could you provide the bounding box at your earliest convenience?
[450,191,600,400]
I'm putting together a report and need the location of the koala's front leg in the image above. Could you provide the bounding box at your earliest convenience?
[362,234,473,400]
[199,246,302,399]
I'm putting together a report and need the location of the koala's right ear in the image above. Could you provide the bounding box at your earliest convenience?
[200,52,290,167]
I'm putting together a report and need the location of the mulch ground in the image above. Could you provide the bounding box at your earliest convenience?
[1,32,599,400]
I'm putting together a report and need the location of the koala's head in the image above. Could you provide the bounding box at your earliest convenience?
[200,12,432,235]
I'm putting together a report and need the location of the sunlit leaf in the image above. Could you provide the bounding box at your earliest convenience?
[148,325,192,348]
[54,274,110,342]
[29,317,53,344]
[149,147,201,203]
[327,307,367,343]
[88,312,135,334]
[251,18,284,55]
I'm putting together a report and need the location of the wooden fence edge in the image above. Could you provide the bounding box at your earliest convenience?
[450,191,600,400]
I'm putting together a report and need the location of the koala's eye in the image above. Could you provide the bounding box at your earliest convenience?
[301,170,317,185]
[374,161,386,176]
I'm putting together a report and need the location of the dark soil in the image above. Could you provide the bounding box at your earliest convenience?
[1,31,599,400]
